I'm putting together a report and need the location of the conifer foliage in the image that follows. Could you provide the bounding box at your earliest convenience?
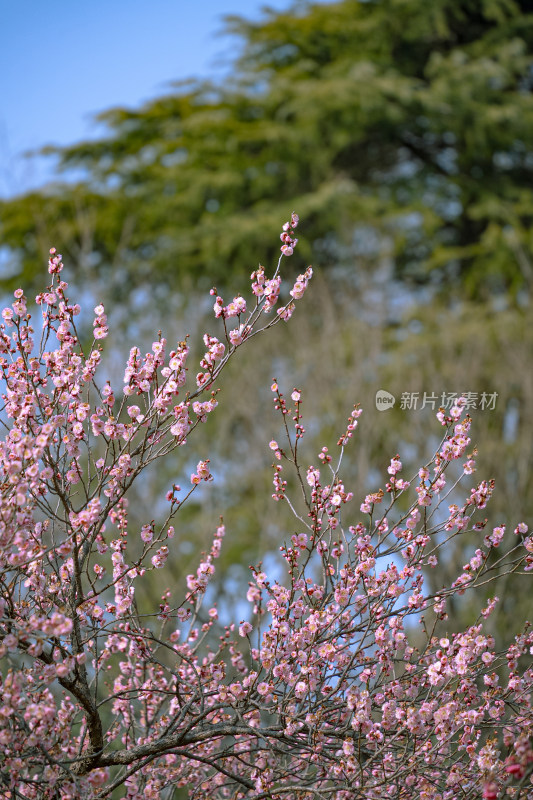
[2,0,533,298]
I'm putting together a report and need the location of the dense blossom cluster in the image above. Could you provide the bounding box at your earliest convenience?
[0,219,532,799]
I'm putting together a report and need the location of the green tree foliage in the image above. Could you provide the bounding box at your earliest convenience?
[2,0,533,298]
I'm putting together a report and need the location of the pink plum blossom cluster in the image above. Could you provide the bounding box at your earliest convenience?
[0,224,532,800]
[280,211,299,256]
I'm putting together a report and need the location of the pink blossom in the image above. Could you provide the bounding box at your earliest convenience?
[277,301,295,320]
[387,455,402,475]
[140,525,153,543]
[262,276,281,312]
[229,324,250,345]
[239,621,253,637]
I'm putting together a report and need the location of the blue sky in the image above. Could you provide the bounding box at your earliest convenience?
[0,1,304,197]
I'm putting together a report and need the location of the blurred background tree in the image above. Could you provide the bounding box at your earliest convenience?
[3,0,533,298]
[1,0,532,643]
